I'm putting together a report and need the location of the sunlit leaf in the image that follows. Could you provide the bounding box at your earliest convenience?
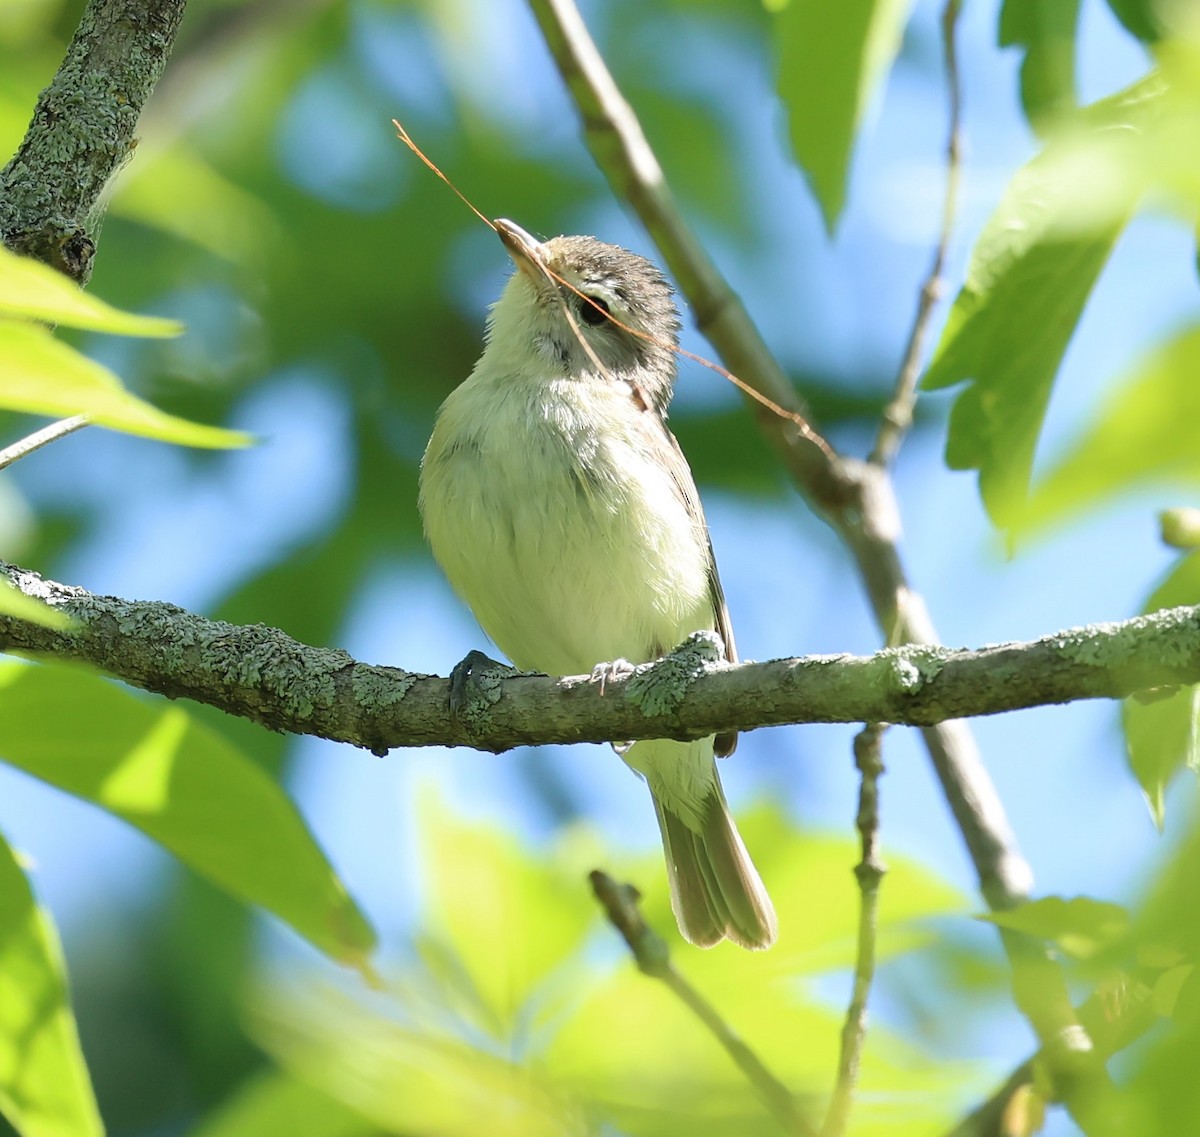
[0,578,72,630]
[420,789,599,1032]
[0,243,180,336]
[1019,325,1200,538]
[1122,550,1200,826]
[0,828,103,1137]
[770,0,915,232]
[0,659,376,972]
[921,83,1160,529]
[185,1068,376,1137]
[0,321,250,449]
[250,988,588,1137]
[980,895,1131,959]
[999,0,1083,129]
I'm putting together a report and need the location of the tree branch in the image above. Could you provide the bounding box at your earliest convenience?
[3,561,1199,755]
[0,0,188,280]
[823,725,887,1137]
[523,0,1034,915]
[589,870,816,1137]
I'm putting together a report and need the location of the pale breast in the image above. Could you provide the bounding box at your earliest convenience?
[419,373,714,676]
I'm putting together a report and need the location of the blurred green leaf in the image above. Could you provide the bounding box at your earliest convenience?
[0,321,250,449]
[1019,325,1200,538]
[111,147,279,267]
[922,84,1160,529]
[1105,0,1168,42]
[186,1068,378,1137]
[421,789,599,1033]
[999,0,1083,130]
[0,244,181,337]
[251,989,589,1137]
[770,0,915,232]
[980,895,1131,959]
[0,827,103,1137]
[0,579,71,630]
[1122,550,1200,826]
[0,659,376,972]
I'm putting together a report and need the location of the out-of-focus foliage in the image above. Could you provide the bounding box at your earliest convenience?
[770,0,914,231]
[999,0,1083,129]
[0,659,375,971]
[0,829,102,1137]
[242,797,971,1137]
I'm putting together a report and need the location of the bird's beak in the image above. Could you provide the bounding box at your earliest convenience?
[494,218,546,284]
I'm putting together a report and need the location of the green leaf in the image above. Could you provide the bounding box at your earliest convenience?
[420,790,598,1032]
[186,1069,376,1137]
[0,828,103,1137]
[922,88,1153,529]
[0,244,180,337]
[250,988,588,1137]
[1105,0,1168,42]
[980,895,1131,959]
[0,320,250,449]
[0,578,72,630]
[999,0,1083,130]
[1122,551,1200,826]
[0,660,376,973]
[771,0,915,232]
[1019,325,1200,538]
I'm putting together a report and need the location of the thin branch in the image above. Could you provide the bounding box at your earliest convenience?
[523,0,1035,917]
[3,559,1200,754]
[589,870,816,1137]
[0,0,189,280]
[871,0,965,466]
[823,725,887,1137]
[0,416,90,472]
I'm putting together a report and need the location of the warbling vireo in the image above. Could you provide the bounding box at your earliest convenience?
[419,219,776,949]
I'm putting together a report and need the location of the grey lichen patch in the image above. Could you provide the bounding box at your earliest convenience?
[204,624,350,721]
[1056,607,1200,671]
[626,631,724,718]
[350,664,420,709]
[879,644,948,695]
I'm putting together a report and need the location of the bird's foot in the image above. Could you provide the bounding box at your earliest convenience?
[590,657,636,697]
[449,649,523,724]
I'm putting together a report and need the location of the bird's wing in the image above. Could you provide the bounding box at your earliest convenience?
[634,392,739,757]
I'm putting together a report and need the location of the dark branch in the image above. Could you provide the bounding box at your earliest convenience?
[0,0,188,280]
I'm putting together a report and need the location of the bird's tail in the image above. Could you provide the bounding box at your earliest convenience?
[651,772,777,950]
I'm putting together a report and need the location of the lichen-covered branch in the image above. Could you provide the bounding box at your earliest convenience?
[3,561,1199,755]
[0,0,188,280]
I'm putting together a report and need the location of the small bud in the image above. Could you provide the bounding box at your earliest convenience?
[1159,507,1200,550]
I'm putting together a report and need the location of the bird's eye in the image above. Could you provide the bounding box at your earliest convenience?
[579,295,610,326]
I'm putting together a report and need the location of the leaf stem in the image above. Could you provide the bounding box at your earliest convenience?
[871,0,964,466]
[0,416,90,472]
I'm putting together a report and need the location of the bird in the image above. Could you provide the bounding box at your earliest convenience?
[418,217,776,949]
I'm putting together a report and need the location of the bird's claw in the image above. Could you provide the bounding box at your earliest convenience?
[449,649,518,720]
[590,657,636,697]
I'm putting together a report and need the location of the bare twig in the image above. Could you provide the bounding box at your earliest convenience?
[871,0,965,466]
[823,725,887,1137]
[0,416,90,473]
[589,870,816,1137]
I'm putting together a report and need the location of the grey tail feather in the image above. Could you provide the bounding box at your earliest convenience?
[652,778,777,951]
